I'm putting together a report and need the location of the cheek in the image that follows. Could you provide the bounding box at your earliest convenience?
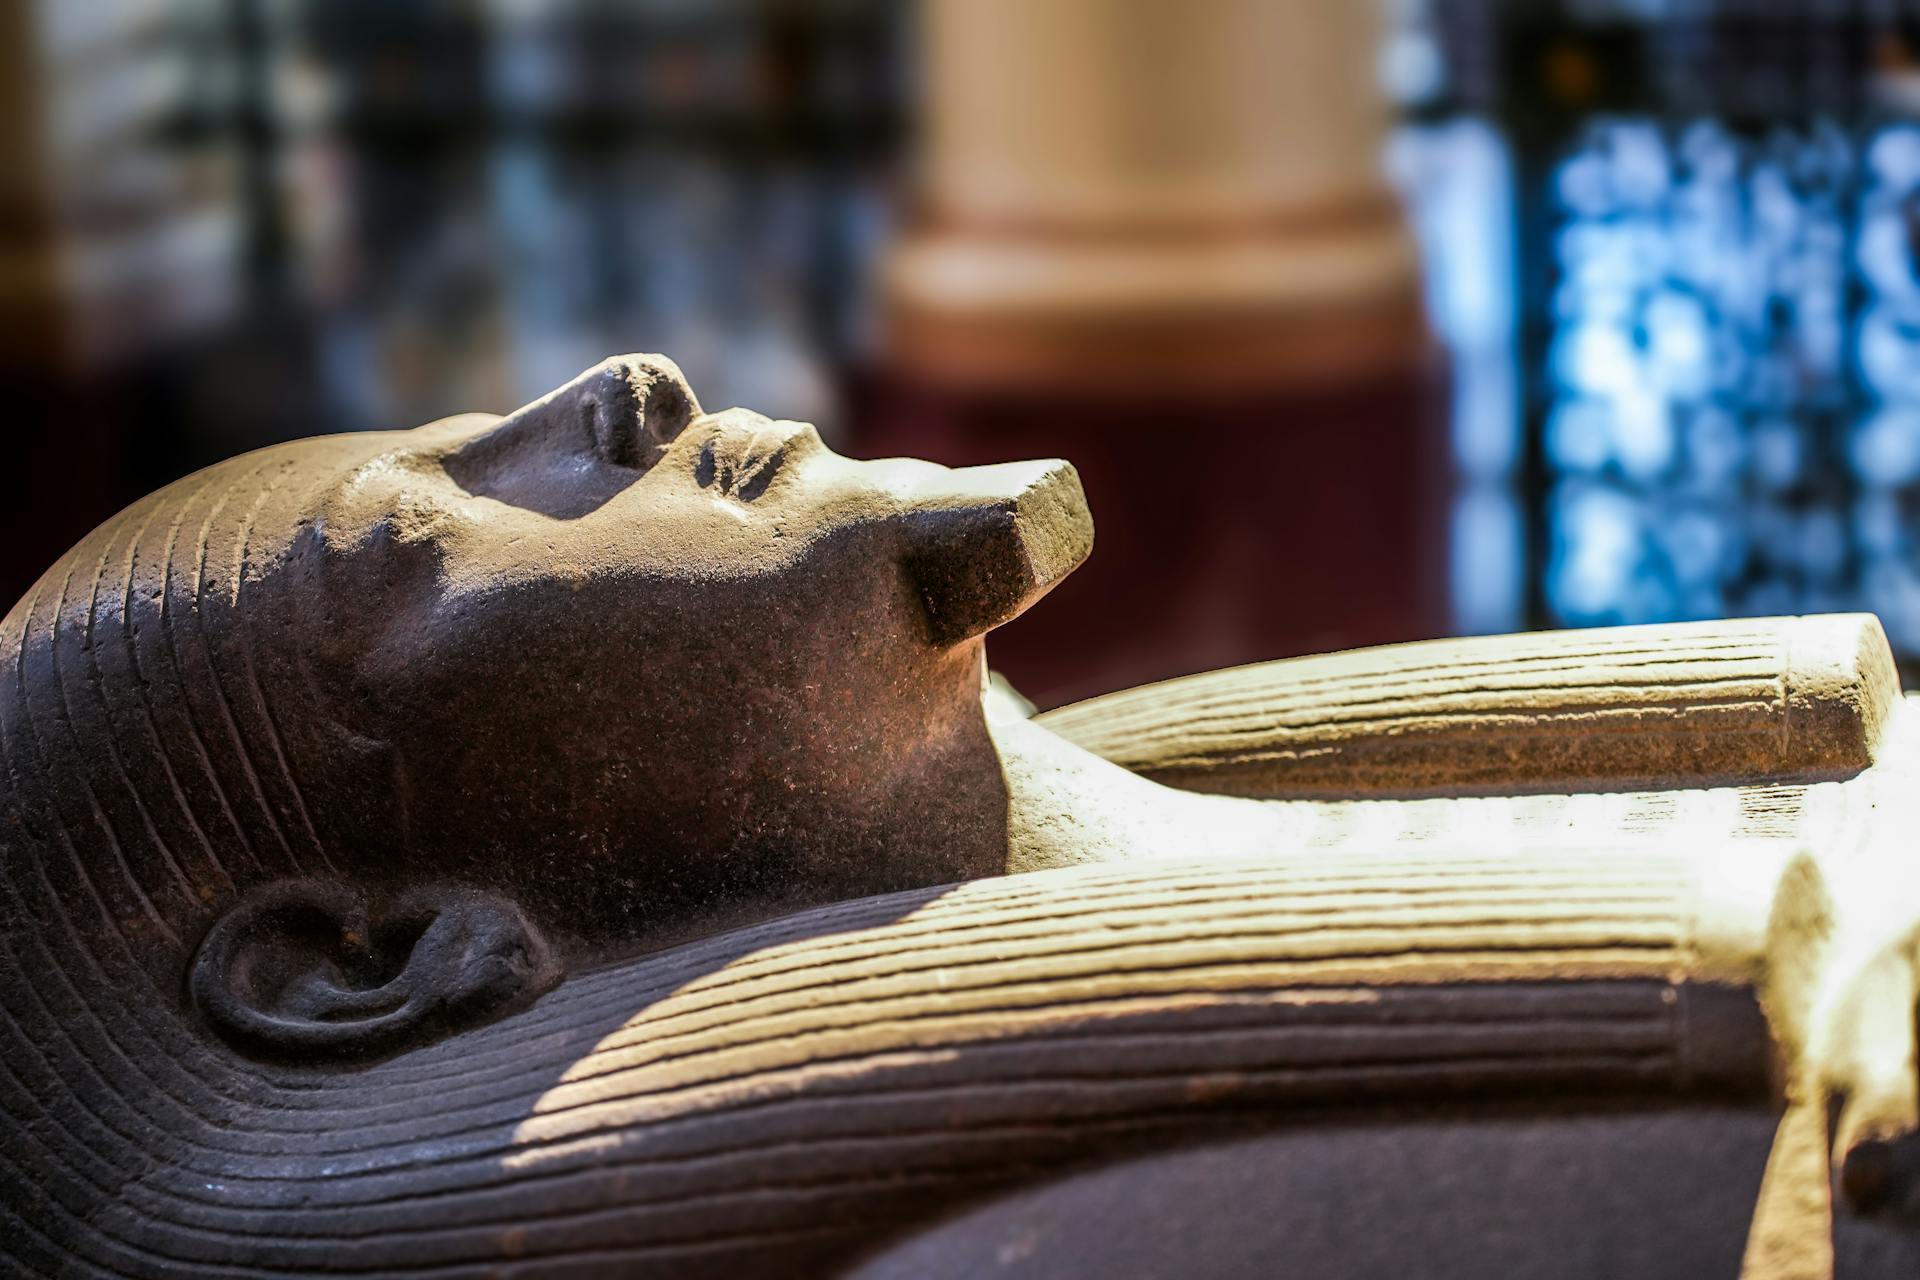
[394,534,953,758]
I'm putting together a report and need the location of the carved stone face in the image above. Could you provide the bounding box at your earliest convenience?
[0,356,1136,1276]
[284,355,1093,951]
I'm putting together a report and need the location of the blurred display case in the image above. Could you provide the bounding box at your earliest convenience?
[7,0,244,369]
[1400,0,1920,672]
[2,0,904,606]
[288,0,902,431]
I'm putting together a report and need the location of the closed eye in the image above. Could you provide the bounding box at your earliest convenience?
[696,430,792,502]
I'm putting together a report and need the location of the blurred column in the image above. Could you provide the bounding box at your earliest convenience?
[855,0,1445,706]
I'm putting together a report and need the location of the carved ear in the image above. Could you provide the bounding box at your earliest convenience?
[189,881,559,1063]
[903,459,1094,646]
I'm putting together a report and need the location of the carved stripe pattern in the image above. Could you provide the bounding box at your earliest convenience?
[0,446,1828,1277]
[1039,615,1899,797]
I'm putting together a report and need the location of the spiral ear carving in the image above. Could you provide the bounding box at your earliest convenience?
[189,881,559,1063]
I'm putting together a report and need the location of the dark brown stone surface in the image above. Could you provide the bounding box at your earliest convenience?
[2,354,1919,1277]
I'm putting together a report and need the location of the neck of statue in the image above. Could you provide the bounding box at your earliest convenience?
[985,706,1284,876]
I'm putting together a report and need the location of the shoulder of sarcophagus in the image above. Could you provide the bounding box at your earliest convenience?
[1039,614,1905,799]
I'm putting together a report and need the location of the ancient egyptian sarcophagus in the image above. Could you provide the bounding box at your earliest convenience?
[4,355,1919,1278]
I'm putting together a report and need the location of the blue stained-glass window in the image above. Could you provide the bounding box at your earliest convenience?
[1541,119,1858,629]
[1394,2,1920,672]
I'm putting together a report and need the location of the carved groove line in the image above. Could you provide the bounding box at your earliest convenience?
[230,465,334,877]
[157,471,270,882]
[188,459,302,875]
[46,558,182,949]
[116,495,233,899]
[1058,644,1796,730]
[82,521,202,909]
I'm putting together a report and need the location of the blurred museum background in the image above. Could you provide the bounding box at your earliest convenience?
[11,0,1920,706]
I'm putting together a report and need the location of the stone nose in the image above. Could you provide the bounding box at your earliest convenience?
[518,354,701,468]
[897,458,1094,647]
